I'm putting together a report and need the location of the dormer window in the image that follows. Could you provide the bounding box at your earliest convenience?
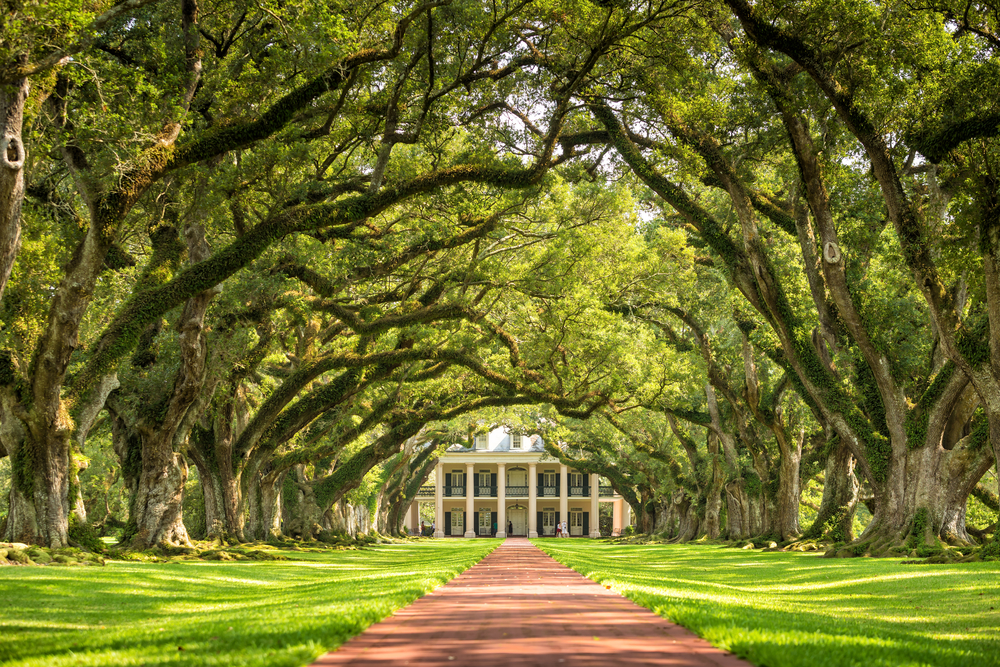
[475,433,488,450]
[511,434,522,450]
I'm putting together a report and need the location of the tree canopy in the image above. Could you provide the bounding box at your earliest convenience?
[0,0,997,560]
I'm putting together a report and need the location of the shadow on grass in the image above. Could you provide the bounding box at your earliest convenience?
[536,540,1000,667]
[0,541,497,667]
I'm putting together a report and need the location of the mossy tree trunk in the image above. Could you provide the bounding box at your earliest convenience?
[187,384,251,542]
[847,374,993,554]
[666,490,701,542]
[108,224,220,549]
[0,72,28,304]
[1,209,113,547]
[804,439,859,542]
[245,467,285,541]
[701,387,751,540]
[385,453,436,535]
[703,433,726,539]
[1,392,71,548]
[283,465,326,540]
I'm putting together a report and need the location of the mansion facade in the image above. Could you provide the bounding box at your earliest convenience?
[405,428,631,538]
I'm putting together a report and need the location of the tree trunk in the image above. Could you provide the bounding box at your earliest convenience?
[851,435,993,555]
[668,491,702,542]
[774,430,803,540]
[703,435,725,539]
[0,73,28,304]
[70,458,87,524]
[284,466,324,540]
[127,431,193,548]
[189,448,227,539]
[804,439,859,542]
[203,465,227,539]
[2,397,71,548]
[724,479,750,540]
[245,470,284,541]
[187,422,243,541]
[746,479,766,537]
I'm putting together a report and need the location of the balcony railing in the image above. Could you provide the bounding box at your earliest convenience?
[474,485,497,497]
[538,485,558,497]
[416,485,435,498]
[445,486,466,497]
[568,486,588,497]
[506,485,529,497]
[599,485,614,496]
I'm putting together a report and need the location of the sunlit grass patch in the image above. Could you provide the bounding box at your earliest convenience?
[534,540,1000,667]
[0,539,499,667]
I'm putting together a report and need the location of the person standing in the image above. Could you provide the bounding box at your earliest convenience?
[508,520,513,536]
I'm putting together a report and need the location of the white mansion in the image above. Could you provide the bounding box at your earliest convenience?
[406,428,631,538]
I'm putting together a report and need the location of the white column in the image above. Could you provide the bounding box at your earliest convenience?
[496,463,506,538]
[528,462,538,538]
[559,464,568,533]
[465,462,476,538]
[408,502,418,535]
[623,501,632,531]
[589,474,600,538]
[434,461,444,537]
[612,498,623,536]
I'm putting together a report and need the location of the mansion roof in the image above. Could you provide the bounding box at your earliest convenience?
[445,432,545,454]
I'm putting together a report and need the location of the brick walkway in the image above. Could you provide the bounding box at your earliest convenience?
[310,538,752,667]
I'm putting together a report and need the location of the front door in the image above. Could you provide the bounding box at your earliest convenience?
[451,508,464,535]
[570,510,584,536]
[508,507,527,536]
[479,509,492,536]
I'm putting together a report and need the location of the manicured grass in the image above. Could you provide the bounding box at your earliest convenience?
[534,540,1000,667]
[0,539,499,667]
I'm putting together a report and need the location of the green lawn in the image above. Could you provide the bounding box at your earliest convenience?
[534,540,1000,667]
[0,539,499,667]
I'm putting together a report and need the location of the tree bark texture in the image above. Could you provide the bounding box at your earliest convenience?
[187,400,244,541]
[804,439,859,542]
[1,389,71,548]
[245,469,284,541]
[703,443,725,540]
[0,73,28,304]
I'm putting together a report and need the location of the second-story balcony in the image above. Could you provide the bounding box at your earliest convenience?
[538,485,558,497]
[505,485,529,497]
[474,485,497,497]
[445,485,466,497]
[599,485,614,497]
[568,486,589,497]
